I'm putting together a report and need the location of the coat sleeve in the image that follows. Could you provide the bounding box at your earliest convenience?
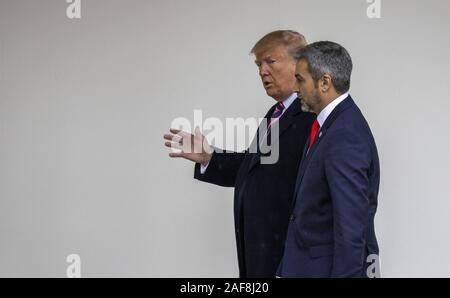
[194,149,246,187]
[324,129,372,277]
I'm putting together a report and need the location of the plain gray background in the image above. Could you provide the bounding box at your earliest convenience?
[1,0,450,277]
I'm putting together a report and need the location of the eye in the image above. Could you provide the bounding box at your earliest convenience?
[268,59,276,64]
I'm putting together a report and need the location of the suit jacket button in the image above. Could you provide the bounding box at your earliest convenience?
[290,214,296,221]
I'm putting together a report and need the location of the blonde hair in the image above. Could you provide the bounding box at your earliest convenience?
[251,30,307,59]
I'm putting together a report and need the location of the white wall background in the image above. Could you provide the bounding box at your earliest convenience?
[1,0,449,277]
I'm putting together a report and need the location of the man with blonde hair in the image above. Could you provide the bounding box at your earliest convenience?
[164,30,315,277]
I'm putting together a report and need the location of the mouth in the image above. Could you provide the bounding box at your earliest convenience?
[263,81,273,88]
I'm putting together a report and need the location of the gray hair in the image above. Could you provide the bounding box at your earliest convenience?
[294,41,352,94]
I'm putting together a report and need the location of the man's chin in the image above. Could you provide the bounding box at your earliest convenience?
[265,90,283,101]
[300,105,311,112]
[300,100,312,112]
[265,90,276,99]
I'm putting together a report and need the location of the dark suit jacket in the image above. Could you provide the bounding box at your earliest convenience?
[277,96,380,278]
[194,98,315,277]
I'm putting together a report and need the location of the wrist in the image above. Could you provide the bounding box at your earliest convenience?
[201,153,212,166]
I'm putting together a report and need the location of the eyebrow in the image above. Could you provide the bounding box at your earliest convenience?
[255,55,275,64]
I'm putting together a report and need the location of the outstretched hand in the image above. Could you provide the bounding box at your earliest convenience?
[163,127,213,166]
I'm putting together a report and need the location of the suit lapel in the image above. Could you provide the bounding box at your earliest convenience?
[291,127,324,202]
[247,98,303,173]
[292,96,355,204]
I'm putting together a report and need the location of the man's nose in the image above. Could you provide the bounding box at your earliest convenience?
[259,64,269,77]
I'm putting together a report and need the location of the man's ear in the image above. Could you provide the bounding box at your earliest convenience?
[320,74,332,92]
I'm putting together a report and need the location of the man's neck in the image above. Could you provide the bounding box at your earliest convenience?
[315,92,349,127]
[315,92,340,115]
[275,92,296,103]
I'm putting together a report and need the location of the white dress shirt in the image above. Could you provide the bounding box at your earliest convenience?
[316,92,349,127]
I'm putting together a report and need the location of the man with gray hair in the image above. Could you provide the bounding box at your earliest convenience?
[277,41,380,277]
[163,30,315,277]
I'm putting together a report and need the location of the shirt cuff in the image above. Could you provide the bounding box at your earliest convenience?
[200,162,210,174]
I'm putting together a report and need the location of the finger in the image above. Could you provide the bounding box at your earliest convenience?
[163,133,175,141]
[165,141,183,150]
[170,128,190,138]
[203,140,214,154]
[169,152,185,158]
[194,126,201,137]
[164,134,183,144]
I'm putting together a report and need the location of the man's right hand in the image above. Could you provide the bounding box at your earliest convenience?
[163,127,213,166]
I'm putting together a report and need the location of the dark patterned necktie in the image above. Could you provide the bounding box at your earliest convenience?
[268,101,285,131]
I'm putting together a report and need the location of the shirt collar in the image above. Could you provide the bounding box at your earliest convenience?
[317,93,349,127]
[279,92,298,113]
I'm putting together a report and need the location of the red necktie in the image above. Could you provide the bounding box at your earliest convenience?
[308,120,320,149]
